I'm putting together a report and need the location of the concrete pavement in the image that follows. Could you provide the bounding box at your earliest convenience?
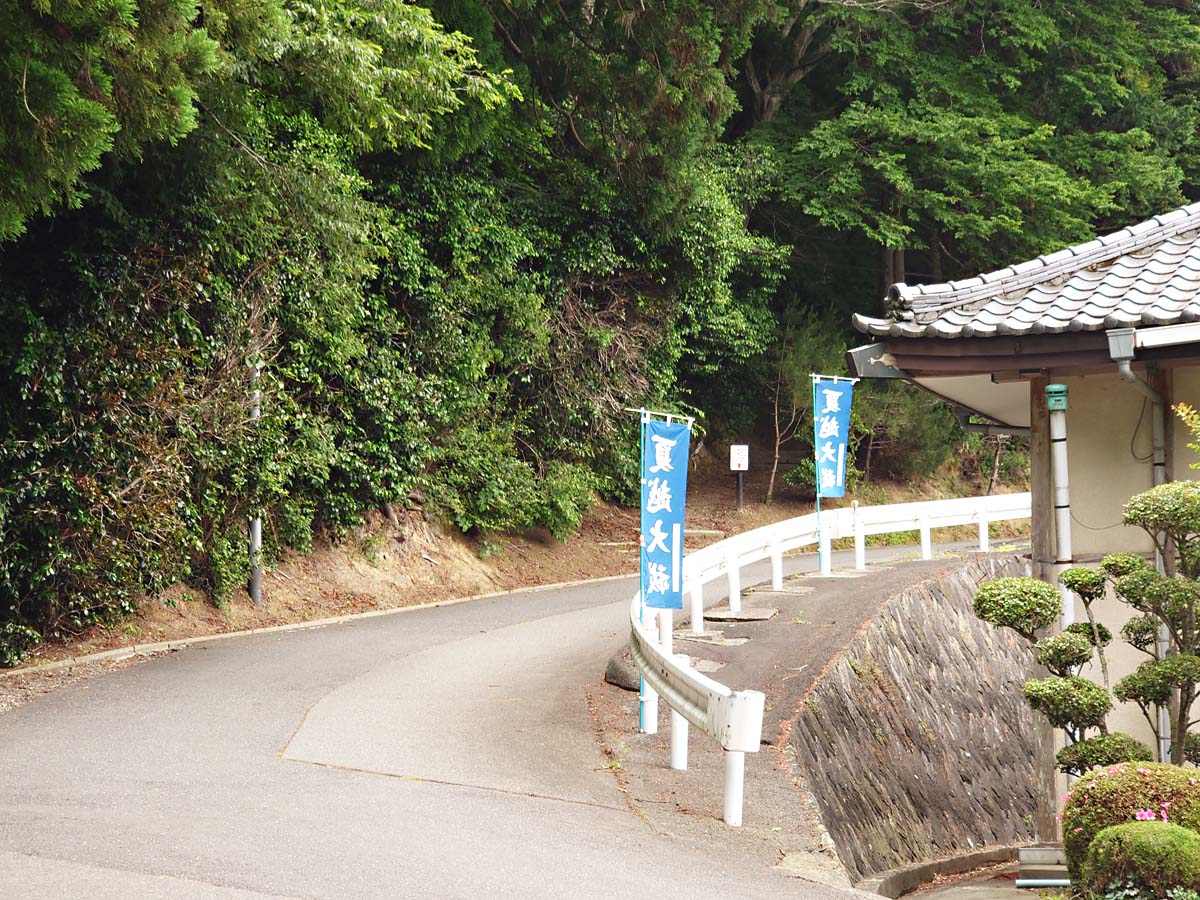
[0,541,1003,898]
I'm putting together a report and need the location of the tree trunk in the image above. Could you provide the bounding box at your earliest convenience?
[987,435,1005,496]
[930,229,943,282]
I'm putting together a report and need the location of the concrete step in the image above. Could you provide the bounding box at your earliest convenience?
[1018,845,1065,867]
[1019,865,1068,881]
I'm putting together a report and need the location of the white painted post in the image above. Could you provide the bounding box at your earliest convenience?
[640,606,659,735]
[671,654,690,771]
[853,501,866,571]
[978,510,989,553]
[819,528,832,576]
[919,514,932,560]
[771,542,783,591]
[659,608,673,655]
[723,750,745,826]
[726,554,742,613]
[689,582,705,635]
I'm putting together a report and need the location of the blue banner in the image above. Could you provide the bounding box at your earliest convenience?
[640,418,690,610]
[812,377,854,499]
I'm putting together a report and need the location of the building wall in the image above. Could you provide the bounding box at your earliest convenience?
[1039,365,1200,749]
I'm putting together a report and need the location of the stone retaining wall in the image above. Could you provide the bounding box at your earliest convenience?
[789,555,1040,883]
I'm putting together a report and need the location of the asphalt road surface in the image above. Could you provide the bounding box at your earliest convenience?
[0,545,957,899]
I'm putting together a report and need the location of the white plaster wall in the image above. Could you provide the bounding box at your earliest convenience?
[1049,366,1200,751]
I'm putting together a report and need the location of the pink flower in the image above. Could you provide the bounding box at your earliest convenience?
[1135,809,1157,821]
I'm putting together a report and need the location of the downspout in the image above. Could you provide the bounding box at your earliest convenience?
[1045,385,1074,631]
[1107,327,1171,763]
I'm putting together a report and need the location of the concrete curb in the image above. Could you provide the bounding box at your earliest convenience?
[855,845,1024,898]
[0,572,637,680]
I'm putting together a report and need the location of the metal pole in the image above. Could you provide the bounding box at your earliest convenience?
[978,510,989,553]
[640,604,658,735]
[659,608,673,655]
[671,654,690,771]
[919,513,932,560]
[248,363,263,608]
[771,542,783,591]
[723,750,745,826]
[735,472,744,512]
[1046,385,1074,630]
[689,583,705,635]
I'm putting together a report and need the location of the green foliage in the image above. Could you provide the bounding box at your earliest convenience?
[1082,822,1200,897]
[1100,553,1153,580]
[1187,733,1200,767]
[0,623,41,668]
[973,577,1061,641]
[1124,481,1200,578]
[1034,632,1095,677]
[1061,567,1107,604]
[1120,617,1158,655]
[1055,733,1153,778]
[1022,676,1112,737]
[1068,621,1113,648]
[1061,762,1200,879]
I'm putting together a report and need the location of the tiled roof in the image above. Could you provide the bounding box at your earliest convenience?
[853,202,1200,339]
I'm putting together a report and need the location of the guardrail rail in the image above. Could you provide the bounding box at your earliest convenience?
[629,491,1031,826]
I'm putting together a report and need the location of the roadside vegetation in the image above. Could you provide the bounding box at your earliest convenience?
[3,0,1199,659]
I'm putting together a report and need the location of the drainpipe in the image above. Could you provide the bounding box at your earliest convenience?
[1107,327,1171,762]
[1046,385,1074,630]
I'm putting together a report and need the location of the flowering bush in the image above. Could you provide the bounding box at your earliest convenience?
[1082,821,1200,896]
[1060,762,1200,878]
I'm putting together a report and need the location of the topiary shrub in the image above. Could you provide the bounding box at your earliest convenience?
[1100,552,1154,580]
[1061,762,1200,879]
[1055,733,1153,778]
[1061,566,1107,603]
[0,623,41,668]
[1068,620,1112,647]
[1035,632,1095,676]
[1023,676,1111,737]
[972,576,1061,640]
[1188,733,1200,767]
[1081,821,1200,897]
[1120,616,1157,654]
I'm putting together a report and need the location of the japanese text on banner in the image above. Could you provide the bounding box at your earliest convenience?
[640,419,690,610]
[812,378,854,499]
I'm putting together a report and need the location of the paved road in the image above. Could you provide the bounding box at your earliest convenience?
[0,543,979,899]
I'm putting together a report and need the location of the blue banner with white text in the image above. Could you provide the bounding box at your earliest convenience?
[640,418,690,610]
[812,377,854,499]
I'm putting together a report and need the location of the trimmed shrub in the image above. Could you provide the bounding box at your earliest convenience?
[1061,566,1107,603]
[1100,552,1153,580]
[1187,733,1200,767]
[1082,821,1200,897]
[973,577,1061,640]
[1120,616,1157,654]
[0,623,41,668]
[1068,620,1113,647]
[1061,762,1200,878]
[1055,733,1153,778]
[1023,676,1111,732]
[1035,632,1094,676]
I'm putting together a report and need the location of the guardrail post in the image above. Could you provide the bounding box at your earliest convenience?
[723,751,745,826]
[726,553,741,613]
[770,542,783,591]
[689,582,705,635]
[819,526,832,576]
[978,510,989,552]
[671,654,690,771]
[659,608,673,655]
[919,514,932,560]
[853,501,866,570]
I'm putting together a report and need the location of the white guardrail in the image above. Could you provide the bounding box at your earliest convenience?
[628,491,1031,826]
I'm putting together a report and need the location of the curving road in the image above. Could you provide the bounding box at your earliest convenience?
[0,563,879,900]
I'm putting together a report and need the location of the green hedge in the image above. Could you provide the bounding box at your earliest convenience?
[1082,821,1200,896]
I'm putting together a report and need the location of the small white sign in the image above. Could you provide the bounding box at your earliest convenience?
[730,445,749,472]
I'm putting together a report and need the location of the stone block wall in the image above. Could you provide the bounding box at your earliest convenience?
[789,555,1041,882]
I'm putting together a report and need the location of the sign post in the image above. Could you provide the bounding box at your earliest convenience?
[811,375,858,574]
[729,444,748,512]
